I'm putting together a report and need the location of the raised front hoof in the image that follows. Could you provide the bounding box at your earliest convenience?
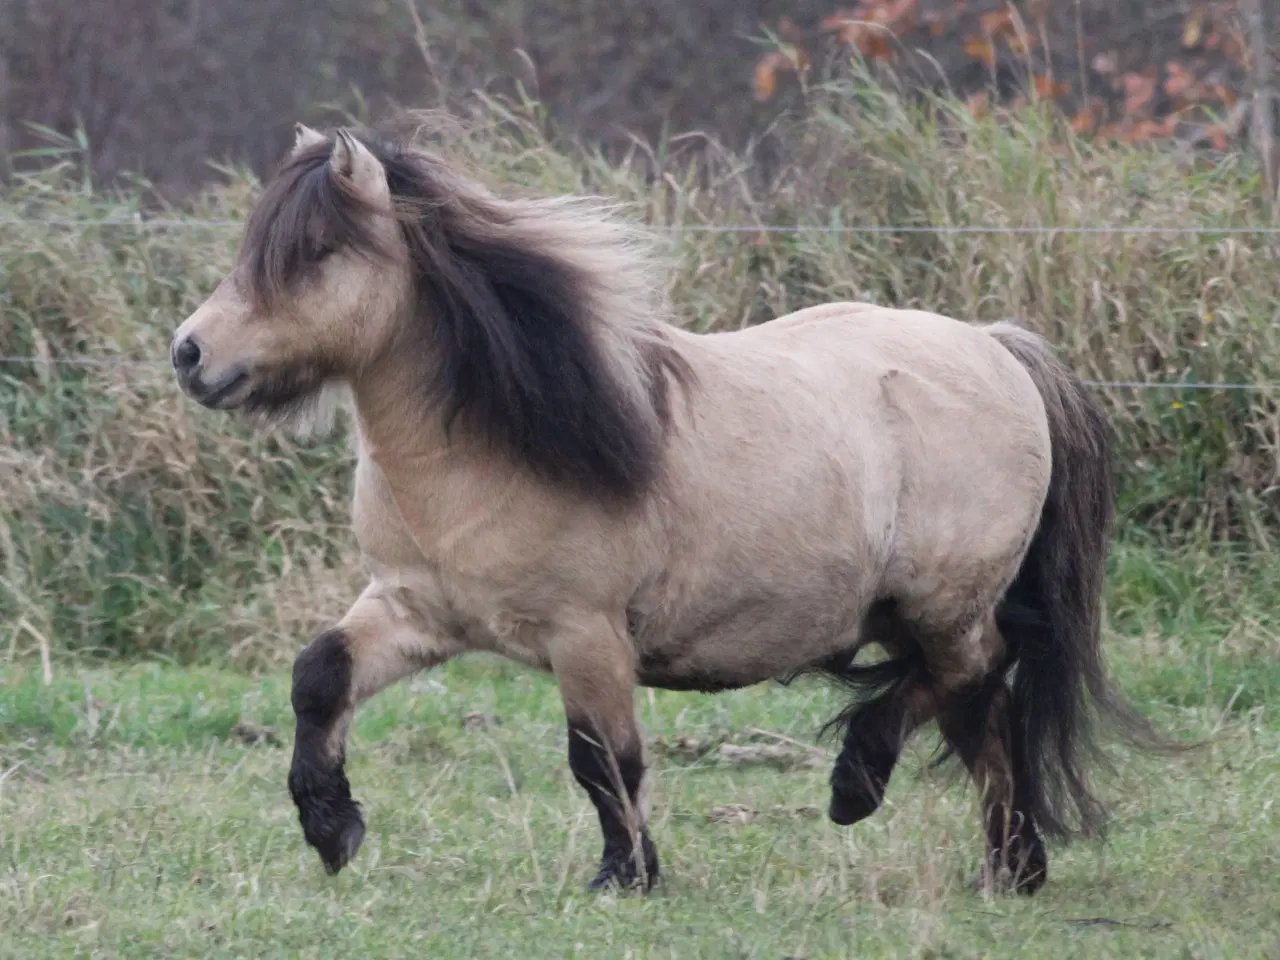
[824,788,885,829]
[313,812,366,876]
[289,763,366,876]
[587,837,660,893]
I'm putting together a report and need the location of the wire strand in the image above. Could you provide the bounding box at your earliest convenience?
[3,217,1280,235]
[2,355,1277,391]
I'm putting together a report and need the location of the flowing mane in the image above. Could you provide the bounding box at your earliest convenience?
[239,130,692,500]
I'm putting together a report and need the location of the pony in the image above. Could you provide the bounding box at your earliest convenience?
[171,122,1162,895]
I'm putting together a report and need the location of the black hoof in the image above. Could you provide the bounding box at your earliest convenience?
[829,755,892,826]
[828,780,885,826]
[288,756,365,875]
[976,830,1048,896]
[1003,835,1048,896]
[588,834,660,892]
[829,736,897,827]
[316,812,366,876]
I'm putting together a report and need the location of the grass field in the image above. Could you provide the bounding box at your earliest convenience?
[2,542,1278,959]
[4,82,1280,958]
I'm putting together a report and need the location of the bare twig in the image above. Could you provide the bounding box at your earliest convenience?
[746,726,832,757]
[482,730,546,890]
[17,618,52,685]
[1072,0,1089,107]
[0,762,25,789]
[1244,0,1276,215]
[399,0,445,109]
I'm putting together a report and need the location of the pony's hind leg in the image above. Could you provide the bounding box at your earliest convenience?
[826,603,937,826]
[827,660,936,826]
[937,673,1048,894]
[549,614,658,891]
[923,613,1047,894]
[830,597,1049,894]
[288,584,458,875]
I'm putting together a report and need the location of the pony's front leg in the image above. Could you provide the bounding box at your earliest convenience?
[288,585,457,875]
[549,615,658,892]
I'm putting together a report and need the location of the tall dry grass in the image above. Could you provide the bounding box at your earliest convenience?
[2,81,1278,663]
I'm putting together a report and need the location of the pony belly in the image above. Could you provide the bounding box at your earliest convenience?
[634,611,866,694]
[634,651,771,693]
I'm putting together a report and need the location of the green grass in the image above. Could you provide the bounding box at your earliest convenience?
[3,543,1279,959]
[4,79,1280,957]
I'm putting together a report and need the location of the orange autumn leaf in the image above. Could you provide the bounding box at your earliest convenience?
[1070,107,1097,135]
[964,34,996,69]
[754,48,809,101]
[1033,74,1069,99]
[1005,33,1036,57]
[1131,116,1178,142]
[832,19,895,61]
[753,54,781,101]
[1096,121,1126,144]
[979,8,1015,37]
[964,90,990,119]
[820,9,859,32]
[857,31,895,61]
[833,19,866,44]
[1204,124,1229,151]
[875,0,920,31]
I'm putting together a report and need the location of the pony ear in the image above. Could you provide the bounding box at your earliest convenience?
[330,129,389,205]
[292,123,327,155]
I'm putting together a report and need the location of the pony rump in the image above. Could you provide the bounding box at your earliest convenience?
[985,321,1176,841]
[241,127,692,501]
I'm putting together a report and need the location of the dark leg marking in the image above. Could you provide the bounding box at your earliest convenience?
[287,627,366,875]
[938,678,1048,895]
[567,720,659,891]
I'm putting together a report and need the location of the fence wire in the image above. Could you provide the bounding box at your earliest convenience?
[4,217,1280,235]
[3,215,1278,391]
[1,355,1278,392]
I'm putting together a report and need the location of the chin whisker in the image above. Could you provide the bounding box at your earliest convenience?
[242,373,351,441]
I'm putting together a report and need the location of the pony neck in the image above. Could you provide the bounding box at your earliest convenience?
[347,324,454,466]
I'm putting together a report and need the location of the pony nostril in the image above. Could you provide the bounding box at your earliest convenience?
[172,337,202,373]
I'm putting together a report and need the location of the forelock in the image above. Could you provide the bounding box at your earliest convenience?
[238,139,388,309]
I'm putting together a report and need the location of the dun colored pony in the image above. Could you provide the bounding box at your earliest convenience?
[172,123,1160,895]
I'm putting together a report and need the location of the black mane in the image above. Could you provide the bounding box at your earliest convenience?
[240,129,691,501]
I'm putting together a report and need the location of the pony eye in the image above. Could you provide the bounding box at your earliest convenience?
[306,238,335,263]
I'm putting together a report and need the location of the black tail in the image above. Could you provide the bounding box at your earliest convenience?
[987,322,1167,842]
